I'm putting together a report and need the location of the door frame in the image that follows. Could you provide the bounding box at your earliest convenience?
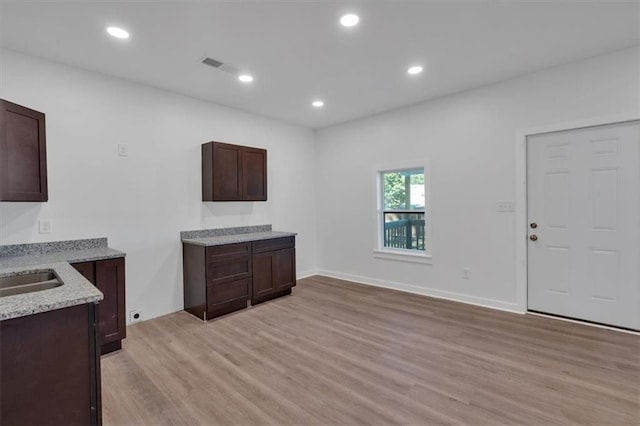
[514,112,639,314]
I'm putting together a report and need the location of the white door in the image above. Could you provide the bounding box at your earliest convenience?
[527,121,640,330]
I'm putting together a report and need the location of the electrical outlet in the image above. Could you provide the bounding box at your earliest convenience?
[117,143,129,157]
[462,267,471,279]
[38,219,52,234]
[129,310,142,323]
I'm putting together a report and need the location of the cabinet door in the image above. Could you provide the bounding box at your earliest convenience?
[95,258,126,345]
[0,99,48,202]
[72,261,96,283]
[212,142,243,201]
[0,304,96,425]
[273,248,296,291]
[252,251,275,299]
[242,147,267,201]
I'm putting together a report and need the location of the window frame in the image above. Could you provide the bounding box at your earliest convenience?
[373,160,432,264]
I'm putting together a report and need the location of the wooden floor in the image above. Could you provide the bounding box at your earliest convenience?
[102,276,640,425]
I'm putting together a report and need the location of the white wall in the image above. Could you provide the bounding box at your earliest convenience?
[0,49,317,322]
[2,46,638,321]
[314,47,639,312]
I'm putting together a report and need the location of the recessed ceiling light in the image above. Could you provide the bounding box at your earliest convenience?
[340,14,360,27]
[238,74,254,83]
[106,26,130,39]
[312,100,324,108]
[407,66,423,75]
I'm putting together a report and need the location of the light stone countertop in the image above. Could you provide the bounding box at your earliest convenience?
[0,246,126,269]
[0,243,126,321]
[0,262,103,321]
[181,231,296,247]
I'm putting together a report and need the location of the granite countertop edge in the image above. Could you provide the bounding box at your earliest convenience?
[0,247,126,321]
[0,262,104,321]
[182,230,297,247]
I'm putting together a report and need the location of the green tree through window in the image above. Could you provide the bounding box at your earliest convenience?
[383,172,407,209]
[381,168,425,251]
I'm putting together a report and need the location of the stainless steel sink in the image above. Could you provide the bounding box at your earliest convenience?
[0,271,62,297]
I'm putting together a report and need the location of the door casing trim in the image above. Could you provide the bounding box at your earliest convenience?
[514,112,640,313]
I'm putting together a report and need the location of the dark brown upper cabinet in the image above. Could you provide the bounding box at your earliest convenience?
[202,141,267,201]
[0,99,48,202]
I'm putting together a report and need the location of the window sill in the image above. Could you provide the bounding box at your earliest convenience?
[373,249,433,265]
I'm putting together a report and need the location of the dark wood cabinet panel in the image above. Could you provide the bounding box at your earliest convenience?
[95,258,126,348]
[183,243,251,321]
[273,248,296,292]
[183,243,207,320]
[206,242,251,260]
[205,243,251,286]
[202,141,267,201]
[207,278,249,317]
[251,245,296,304]
[0,303,101,425]
[183,236,295,321]
[206,255,251,286]
[252,236,295,254]
[242,147,267,201]
[251,251,275,299]
[72,257,126,355]
[0,99,48,202]
[212,142,242,201]
[73,261,95,282]
[208,278,249,306]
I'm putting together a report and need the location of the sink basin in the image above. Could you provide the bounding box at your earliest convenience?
[0,271,62,297]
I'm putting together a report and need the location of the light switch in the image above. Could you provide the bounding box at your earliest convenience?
[39,219,52,234]
[496,200,515,212]
[117,144,129,157]
[462,267,471,279]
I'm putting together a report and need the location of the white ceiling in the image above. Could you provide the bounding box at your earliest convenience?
[1,0,638,129]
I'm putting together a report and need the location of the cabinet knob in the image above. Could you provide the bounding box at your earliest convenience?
[529,235,538,242]
[530,222,538,229]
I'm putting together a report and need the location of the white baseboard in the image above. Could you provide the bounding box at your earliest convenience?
[297,269,318,280]
[315,269,524,315]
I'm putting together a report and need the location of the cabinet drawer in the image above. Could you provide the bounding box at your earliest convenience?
[206,242,250,261]
[206,255,251,286]
[207,278,249,307]
[252,237,295,254]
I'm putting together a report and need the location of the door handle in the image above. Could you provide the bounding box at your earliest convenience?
[529,235,538,241]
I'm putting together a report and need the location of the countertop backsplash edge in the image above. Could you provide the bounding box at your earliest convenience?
[0,237,109,258]
[180,224,272,240]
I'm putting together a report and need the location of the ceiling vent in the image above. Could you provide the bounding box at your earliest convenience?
[201,57,223,68]
[201,57,239,75]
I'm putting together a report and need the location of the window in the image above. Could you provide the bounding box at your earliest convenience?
[375,163,431,263]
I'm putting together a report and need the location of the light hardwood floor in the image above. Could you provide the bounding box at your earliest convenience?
[102,276,640,425]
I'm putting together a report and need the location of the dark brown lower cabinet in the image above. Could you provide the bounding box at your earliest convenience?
[183,236,296,321]
[183,242,251,320]
[251,244,296,304]
[72,257,126,354]
[0,303,101,426]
